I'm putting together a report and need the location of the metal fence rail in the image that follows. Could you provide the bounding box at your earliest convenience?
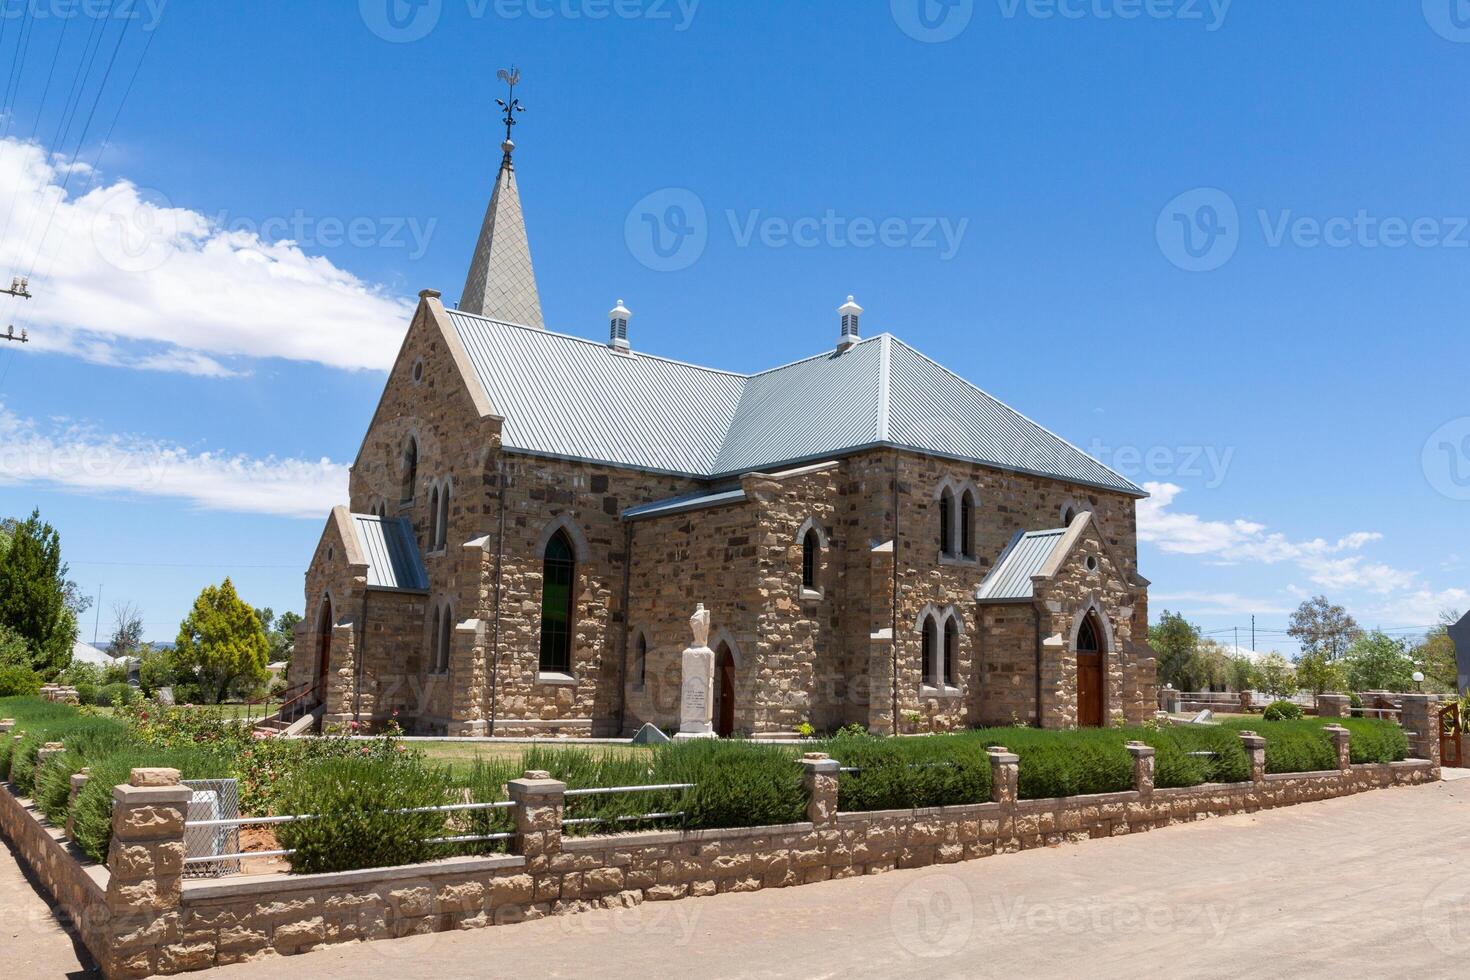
[560,782,696,828]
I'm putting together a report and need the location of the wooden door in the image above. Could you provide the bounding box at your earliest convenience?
[1076,612,1104,727]
[716,646,736,737]
[1077,652,1103,727]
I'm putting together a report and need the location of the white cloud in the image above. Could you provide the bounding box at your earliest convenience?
[1138,482,1413,594]
[0,403,346,519]
[1362,589,1469,629]
[0,138,415,375]
[1151,591,1293,616]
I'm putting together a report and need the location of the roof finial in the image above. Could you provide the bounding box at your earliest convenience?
[496,67,525,167]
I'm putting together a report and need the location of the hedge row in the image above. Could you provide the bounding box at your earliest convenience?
[1219,717,1408,773]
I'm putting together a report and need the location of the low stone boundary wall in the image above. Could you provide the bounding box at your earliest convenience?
[0,717,1443,978]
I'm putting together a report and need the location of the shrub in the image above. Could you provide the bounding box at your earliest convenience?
[1262,700,1303,721]
[0,663,41,697]
[1337,718,1408,763]
[1145,725,1251,786]
[70,747,236,863]
[825,732,992,811]
[275,756,456,874]
[74,682,98,706]
[1221,718,1335,773]
[659,740,805,830]
[997,728,1134,799]
[103,683,135,708]
[34,749,84,824]
[8,716,128,797]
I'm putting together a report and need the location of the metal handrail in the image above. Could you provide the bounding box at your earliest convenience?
[184,799,517,831]
[563,783,695,797]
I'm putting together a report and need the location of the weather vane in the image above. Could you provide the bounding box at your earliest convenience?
[496,67,525,146]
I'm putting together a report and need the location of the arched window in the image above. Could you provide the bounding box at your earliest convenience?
[1062,504,1078,526]
[921,614,939,686]
[802,527,819,589]
[540,530,575,673]
[943,617,960,686]
[429,605,442,673]
[959,490,975,559]
[400,438,418,504]
[428,484,440,550]
[439,603,453,673]
[636,632,648,688]
[437,481,451,550]
[939,488,954,555]
[1078,613,1099,654]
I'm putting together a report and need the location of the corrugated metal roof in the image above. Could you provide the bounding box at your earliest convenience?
[622,488,747,521]
[444,313,1142,495]
[976,528,1067,601]
[352,514,429,592]
[449,310,744,475]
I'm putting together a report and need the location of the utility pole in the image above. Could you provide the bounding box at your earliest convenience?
[92,585,103,646]
[4,278,34,345]
[1251,615,1255,653]
[1234,626,1239,656]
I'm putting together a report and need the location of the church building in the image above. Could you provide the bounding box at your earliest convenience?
[286,93,1159,738]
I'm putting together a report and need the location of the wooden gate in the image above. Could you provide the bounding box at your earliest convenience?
[1441,703,1463,768]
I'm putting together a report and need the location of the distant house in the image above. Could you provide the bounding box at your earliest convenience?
[70,640,116,668]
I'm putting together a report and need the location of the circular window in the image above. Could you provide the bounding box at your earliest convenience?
[411,359,425,384]
[1085,555,1099,572]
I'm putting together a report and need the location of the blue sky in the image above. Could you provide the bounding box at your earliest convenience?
[0,0,1466,650]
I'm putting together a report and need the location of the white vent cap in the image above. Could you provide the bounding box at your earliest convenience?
[609,299,632,350]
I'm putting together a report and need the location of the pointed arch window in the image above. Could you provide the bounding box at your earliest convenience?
[540,530,575,673]
[802,527,820,590]
[959,490,975,559]
[428,484,441,550]
[921,614,940,687]
[400,438,418,504]
[943,616,960,686]
[939,488,954,556]
[438,481,451,550]
[1078,613,1099,654]
[438,602,453,673]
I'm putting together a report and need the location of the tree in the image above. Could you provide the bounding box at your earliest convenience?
[0,510,79,675]
[1225,654,1256,693]
[172,579,270,704]
[1344,631,1416,693]
[1287,595,1360,660]
[137,643,175,698]
[1412,609,1462,693]
[1294,649,1348,697]
[109,601,145,659]
[1254,652,1297,697]
[254,607,302,664]
[1150,611,1201,689]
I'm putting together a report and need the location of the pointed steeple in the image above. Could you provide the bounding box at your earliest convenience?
[460,69,544,329]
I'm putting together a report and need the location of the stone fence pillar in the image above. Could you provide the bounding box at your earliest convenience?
[800,753,840,827]
[36,741,65,768]
[987,748,1019,807]
[508,770,566,871]
[1399,695,1441,771]
[1323,725,1352,771]
[1317,695,1349,719]
[1126,741,1156,798]
[0,718,14,735]
[104,768,190,978]
[1238,691,1251,713]
[66,769,90,839]
[1238,731,1266,784]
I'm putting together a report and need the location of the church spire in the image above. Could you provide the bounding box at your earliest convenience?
[460,67,545,330]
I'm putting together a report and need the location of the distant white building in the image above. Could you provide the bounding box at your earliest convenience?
[70,640,116,668]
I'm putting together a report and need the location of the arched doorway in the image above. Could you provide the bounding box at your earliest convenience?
[315,597,333,705]
[715,643,736,737]
[1076,610,1104,727]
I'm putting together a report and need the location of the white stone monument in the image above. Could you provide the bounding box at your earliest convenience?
[675,604,717,740]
